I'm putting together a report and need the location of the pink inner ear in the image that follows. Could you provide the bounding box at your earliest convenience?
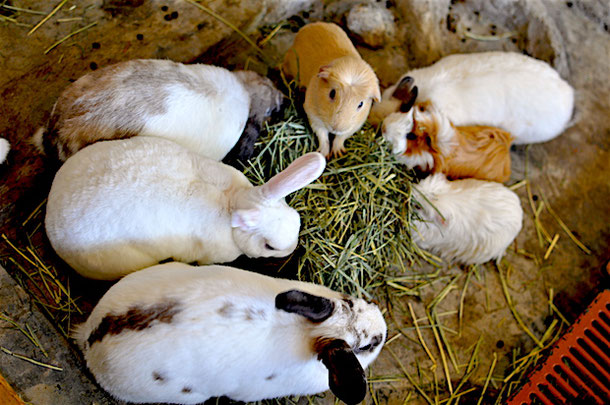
[261,152,326,201]
[317,65,331,79]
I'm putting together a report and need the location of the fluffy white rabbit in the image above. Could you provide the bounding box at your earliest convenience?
[74,262,387,405]
[371,52,574,145]
[412,173,523,265]
[45,137,325,280]
[33,59,283,162]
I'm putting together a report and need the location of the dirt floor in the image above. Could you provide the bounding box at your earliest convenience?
[0,1,609,404]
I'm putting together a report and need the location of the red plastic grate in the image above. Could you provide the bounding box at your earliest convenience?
[507,289,610,405]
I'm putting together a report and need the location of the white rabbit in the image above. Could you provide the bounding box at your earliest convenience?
[0,138,9,164]
[74,262,387,405]
[45,137,326,280]
[412,173,523,265]
[371,52,574,144]
[33,59,284,162]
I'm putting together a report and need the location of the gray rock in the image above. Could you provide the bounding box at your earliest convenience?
[346,4,397,48]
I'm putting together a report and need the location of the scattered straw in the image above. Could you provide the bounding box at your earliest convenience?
[0,347,62,371]
[476,352,497,405]
[539,191,591,254]
[1,4,46,15]
[43,21,97,54]
[28,0,69,35]
[543,233,560,260]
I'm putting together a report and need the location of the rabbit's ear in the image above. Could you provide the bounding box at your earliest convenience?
[231,209,261,230]
[275,290,334,322]
[315,338,367,405]
[260,152,325,201]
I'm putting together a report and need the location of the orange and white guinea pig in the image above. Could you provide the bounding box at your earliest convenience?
[382,96,513,183]
[283,22,381,158]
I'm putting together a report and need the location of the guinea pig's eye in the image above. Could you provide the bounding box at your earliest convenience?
[406,132,417,141]
[418,104,426,112]
[329,89,336,100]
[264,242,276,251]
[357,101,364,110]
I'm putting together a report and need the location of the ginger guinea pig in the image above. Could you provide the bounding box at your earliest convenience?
[383,99,513,183]
[283,22,381,158]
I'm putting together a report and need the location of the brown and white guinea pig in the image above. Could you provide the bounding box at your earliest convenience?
[75,262,387,404]
[382,98,514,183]
[282,22,381,158]
[33,59,283,163]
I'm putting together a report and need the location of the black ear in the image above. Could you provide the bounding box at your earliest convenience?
[316,338,367,405]
[392,76,418,112]
[275,290,335,322]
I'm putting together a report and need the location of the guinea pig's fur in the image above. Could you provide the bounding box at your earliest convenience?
[0,138,9,164]
[74,262,387,405]
[412,173,523,265]
[371,52,574,144]
[283,22,381,157]
[45,137,326,280]
[383,101,513,183]
[33,59,283,162]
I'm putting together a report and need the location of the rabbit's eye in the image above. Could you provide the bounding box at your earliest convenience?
[357,101,364,109]
[264,243,276,251]
[329,89,336,100]
[406,132,417,141]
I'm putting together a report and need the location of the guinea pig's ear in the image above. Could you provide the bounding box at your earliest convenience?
[314,337,367,405]
[231,208,261,230]
[392,76,418,112]
[317,65,332,80]
[372,83,381,103]
[275,290,335,322]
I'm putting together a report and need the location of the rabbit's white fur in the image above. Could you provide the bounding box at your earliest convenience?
[372,52,574,144]
[413,174,523,264]
[74,262,387,404]
[45,137,325,280]
[0,138,9,163]
[33,59,283,161]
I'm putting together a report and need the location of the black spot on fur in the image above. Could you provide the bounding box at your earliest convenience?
[265,374,275,380]
[87,300,180,346]
[152,371,165,382]
[182,387,192,394]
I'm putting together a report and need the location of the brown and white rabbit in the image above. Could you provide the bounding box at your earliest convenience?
[75,262,387,405]
[33,59,283,162]
[282,22,381,158]
[412,173,523,264]
[45,137,325,280]
[383,99,513,183]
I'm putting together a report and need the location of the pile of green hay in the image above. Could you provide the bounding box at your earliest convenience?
[241,100,435,297]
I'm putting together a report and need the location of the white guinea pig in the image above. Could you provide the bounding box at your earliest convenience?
[74,262,387,405]
[412,173,523,265]
[371,52,574,144]
[45,137,325,280]
[34,59,283,162]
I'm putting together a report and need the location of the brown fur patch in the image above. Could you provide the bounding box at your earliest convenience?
[181,387,192,394]
[87,300,180,346]
[441,125,513,183]
[218,302,234,318]
[152,371,165,382]
[406,101,513,182]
